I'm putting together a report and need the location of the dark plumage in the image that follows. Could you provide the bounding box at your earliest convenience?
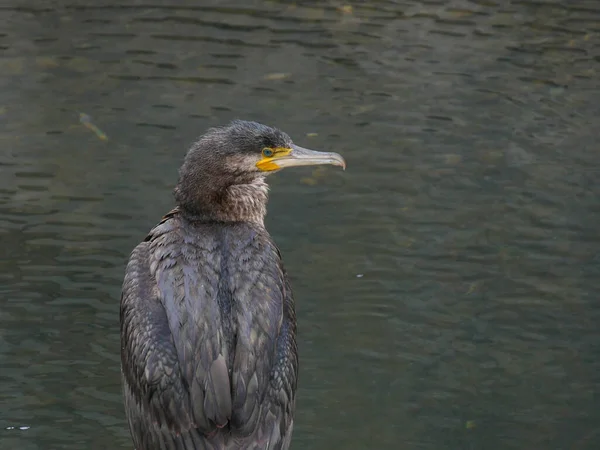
[120,120,345,450]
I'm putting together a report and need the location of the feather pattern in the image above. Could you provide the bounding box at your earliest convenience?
[121,208,298,449]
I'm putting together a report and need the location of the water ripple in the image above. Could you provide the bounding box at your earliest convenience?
[1,1,600,449]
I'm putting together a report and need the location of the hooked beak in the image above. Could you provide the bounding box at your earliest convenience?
[271,144,346,170]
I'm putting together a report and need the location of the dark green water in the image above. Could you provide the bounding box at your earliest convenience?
[1,1,599,449]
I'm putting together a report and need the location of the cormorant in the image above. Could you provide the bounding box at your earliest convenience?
[120,120,345,450]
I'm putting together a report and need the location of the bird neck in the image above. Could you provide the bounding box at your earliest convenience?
[174,177,269,225]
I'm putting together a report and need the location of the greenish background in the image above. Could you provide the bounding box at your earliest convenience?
[1,1,599,449]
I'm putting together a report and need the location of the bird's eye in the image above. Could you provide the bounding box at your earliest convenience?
[262,148,274,158]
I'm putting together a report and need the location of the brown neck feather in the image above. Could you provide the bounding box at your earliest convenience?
[174,177,268,225]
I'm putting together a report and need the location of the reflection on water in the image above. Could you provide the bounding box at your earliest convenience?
[1,1,599,449]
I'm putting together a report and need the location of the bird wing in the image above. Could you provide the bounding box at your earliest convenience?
[220,231,294,438]
[229,260,298,449]
[259,261,299,448]
[120,210,232,437]
[121,239,197,435]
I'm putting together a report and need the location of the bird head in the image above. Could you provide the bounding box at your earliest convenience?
[183,120,345,181]
[175,120,345,220]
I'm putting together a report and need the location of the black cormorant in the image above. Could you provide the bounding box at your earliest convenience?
[120,120,345,450]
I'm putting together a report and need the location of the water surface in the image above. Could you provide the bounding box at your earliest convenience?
[1,1,599,449]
